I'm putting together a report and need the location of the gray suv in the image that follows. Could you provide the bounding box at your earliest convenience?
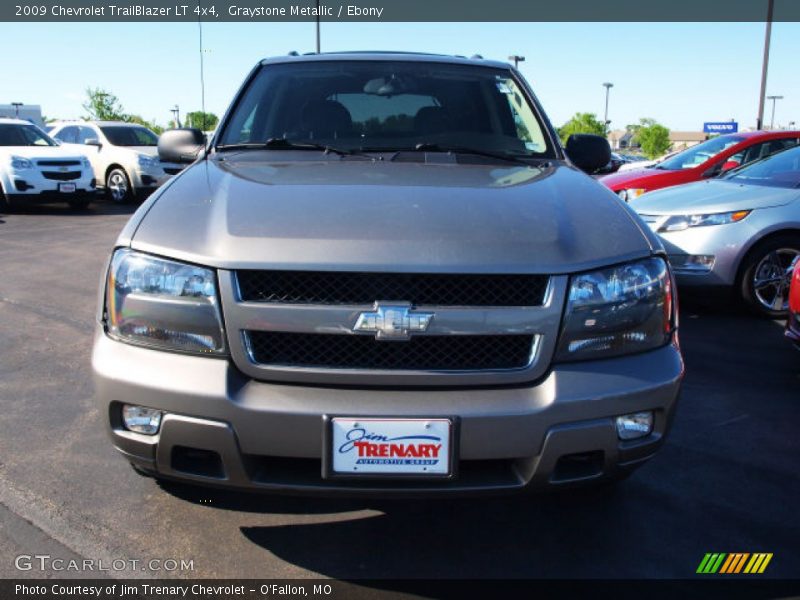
[92,53,683,494]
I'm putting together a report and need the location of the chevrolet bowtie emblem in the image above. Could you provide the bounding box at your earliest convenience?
[353,303,433,340]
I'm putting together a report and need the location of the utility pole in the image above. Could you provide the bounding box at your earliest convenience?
[11,102,22,118]
[198,5,207,131]
[603,82,614,134]
[756,0,775,130]
[315,0,321,53]
[508,55,525,69]
[767,95,783,129]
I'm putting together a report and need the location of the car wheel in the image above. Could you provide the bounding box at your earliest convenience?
[67,197,91,211]
[739,235,800,318]
[106,168,132,204]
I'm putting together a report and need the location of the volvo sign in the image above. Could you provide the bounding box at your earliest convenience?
[703,122,738,134]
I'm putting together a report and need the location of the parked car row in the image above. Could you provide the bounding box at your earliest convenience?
[602,131,800,320]
[0,117,188,210]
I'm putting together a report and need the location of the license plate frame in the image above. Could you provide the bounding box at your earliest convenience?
[322,415,458,480]
[58,182,77,193]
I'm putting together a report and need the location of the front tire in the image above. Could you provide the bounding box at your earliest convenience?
[106,168,132,204]
[739,234,800,318]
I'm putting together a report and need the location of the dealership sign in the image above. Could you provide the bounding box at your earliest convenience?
[704,122,738,134]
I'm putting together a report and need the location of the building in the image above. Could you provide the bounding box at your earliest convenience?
[607,129,638,150]
[669,131,707,151]
[0,104,44,126]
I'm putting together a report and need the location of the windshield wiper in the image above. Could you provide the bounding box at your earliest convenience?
[216,137,379,160]
[388,143,536,167]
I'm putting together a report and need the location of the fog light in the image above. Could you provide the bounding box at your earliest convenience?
[673,254,715,273]
[122,404,162,435]
[616,411,653,440]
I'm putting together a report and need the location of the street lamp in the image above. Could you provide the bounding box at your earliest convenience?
[11,102,23,118]
[170,104,181,128]
[767,95,783,129]
[508,55,525,69]
[602,82,614,134]
[756,0,775,130]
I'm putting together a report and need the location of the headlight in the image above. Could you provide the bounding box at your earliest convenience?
[81,157,91,169]
[555,257,674,362]
[617,188,647,202]
[658,210,751,232]
[137,154,159,169]
[105,249,226,355]
[10,155,33,170]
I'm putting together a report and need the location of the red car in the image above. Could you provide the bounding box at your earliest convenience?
[601,130,800,201]
[787,257,800,349]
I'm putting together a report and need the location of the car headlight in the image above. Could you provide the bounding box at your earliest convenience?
[10,155,33,170]
[555,257,674,362]
[81,157,91,169]
[105,249,226,355]
[658,210,751,232]
[617,188,647,202]
[137,154,159,169]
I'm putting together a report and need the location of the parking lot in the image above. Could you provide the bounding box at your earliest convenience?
[0,199,798,582]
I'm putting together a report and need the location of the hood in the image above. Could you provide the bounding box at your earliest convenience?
[599,166,681,190]
[0,145,87,161]
[630,179,800,215]
[129,154,654,273]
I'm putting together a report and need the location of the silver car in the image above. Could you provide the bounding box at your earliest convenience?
[92,53,682,495]
[631,145,800,317]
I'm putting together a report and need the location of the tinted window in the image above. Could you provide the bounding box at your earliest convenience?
[55,126,78,144]
[725,146,800,188]
[656,135,744,170]
[77,126,97,144]
[219,61,553,157]
[99,125,158,146]
[0,123,56,146]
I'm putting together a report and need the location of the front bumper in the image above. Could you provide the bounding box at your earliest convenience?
[92,328,683,495]
[2,169,95,201]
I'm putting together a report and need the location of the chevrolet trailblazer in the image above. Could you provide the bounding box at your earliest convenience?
[92,52,683,494]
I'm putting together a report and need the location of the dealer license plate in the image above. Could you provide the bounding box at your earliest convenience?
[330,417,452,476]
[58,183,76,193]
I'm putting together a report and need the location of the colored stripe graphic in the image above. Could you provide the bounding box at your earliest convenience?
[699,553,773,575]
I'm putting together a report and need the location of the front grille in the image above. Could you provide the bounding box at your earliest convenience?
[237,271,549,307]
[42,171,81,181]
[246,331,535,371]
[36,160,81,167]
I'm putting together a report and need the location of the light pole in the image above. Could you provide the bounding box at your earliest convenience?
[767,95,783,129]
[11,102,22,118]
[756,0,775,130]
[602,82,613,134]
[315,0,320,53]
[171,105,181,128]
[508,55,525,69]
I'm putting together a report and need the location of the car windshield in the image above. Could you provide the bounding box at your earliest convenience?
[100,125,159,146]
[723,145,800,188]
[656,135,744,170]
[0,123,56,147]
[217,61,554,158]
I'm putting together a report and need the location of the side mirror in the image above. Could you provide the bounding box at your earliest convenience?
[721,160,740,173]
[158,128,205,164]
[84,137,101,147]
[566,134,612,174]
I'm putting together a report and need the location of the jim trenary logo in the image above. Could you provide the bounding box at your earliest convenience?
[338,428,443,465]
[696,552,773,574]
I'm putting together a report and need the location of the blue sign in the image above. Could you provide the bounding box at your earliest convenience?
[704,122,738,134]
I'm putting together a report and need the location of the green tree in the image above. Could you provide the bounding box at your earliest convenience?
[127,114,164,135]
[83,87,127,121]
[184,111,219,131]
[636,119,671,159]
[558,113,606,144]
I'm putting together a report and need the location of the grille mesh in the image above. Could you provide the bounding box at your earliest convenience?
[246,331,535,371]
[237,271,548,306]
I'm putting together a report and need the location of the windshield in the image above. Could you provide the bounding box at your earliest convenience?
[0,123,56,147]
[100,125,159,146]
[217,61,554,157]
[656,135,744,170]
[724,145,800,188]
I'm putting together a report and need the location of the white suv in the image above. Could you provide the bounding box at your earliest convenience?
[49,121,180,203]
[0,118,96,210]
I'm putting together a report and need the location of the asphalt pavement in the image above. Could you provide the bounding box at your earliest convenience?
[0,199,798,584]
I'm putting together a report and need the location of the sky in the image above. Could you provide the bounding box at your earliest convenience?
[2,21,799,131]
